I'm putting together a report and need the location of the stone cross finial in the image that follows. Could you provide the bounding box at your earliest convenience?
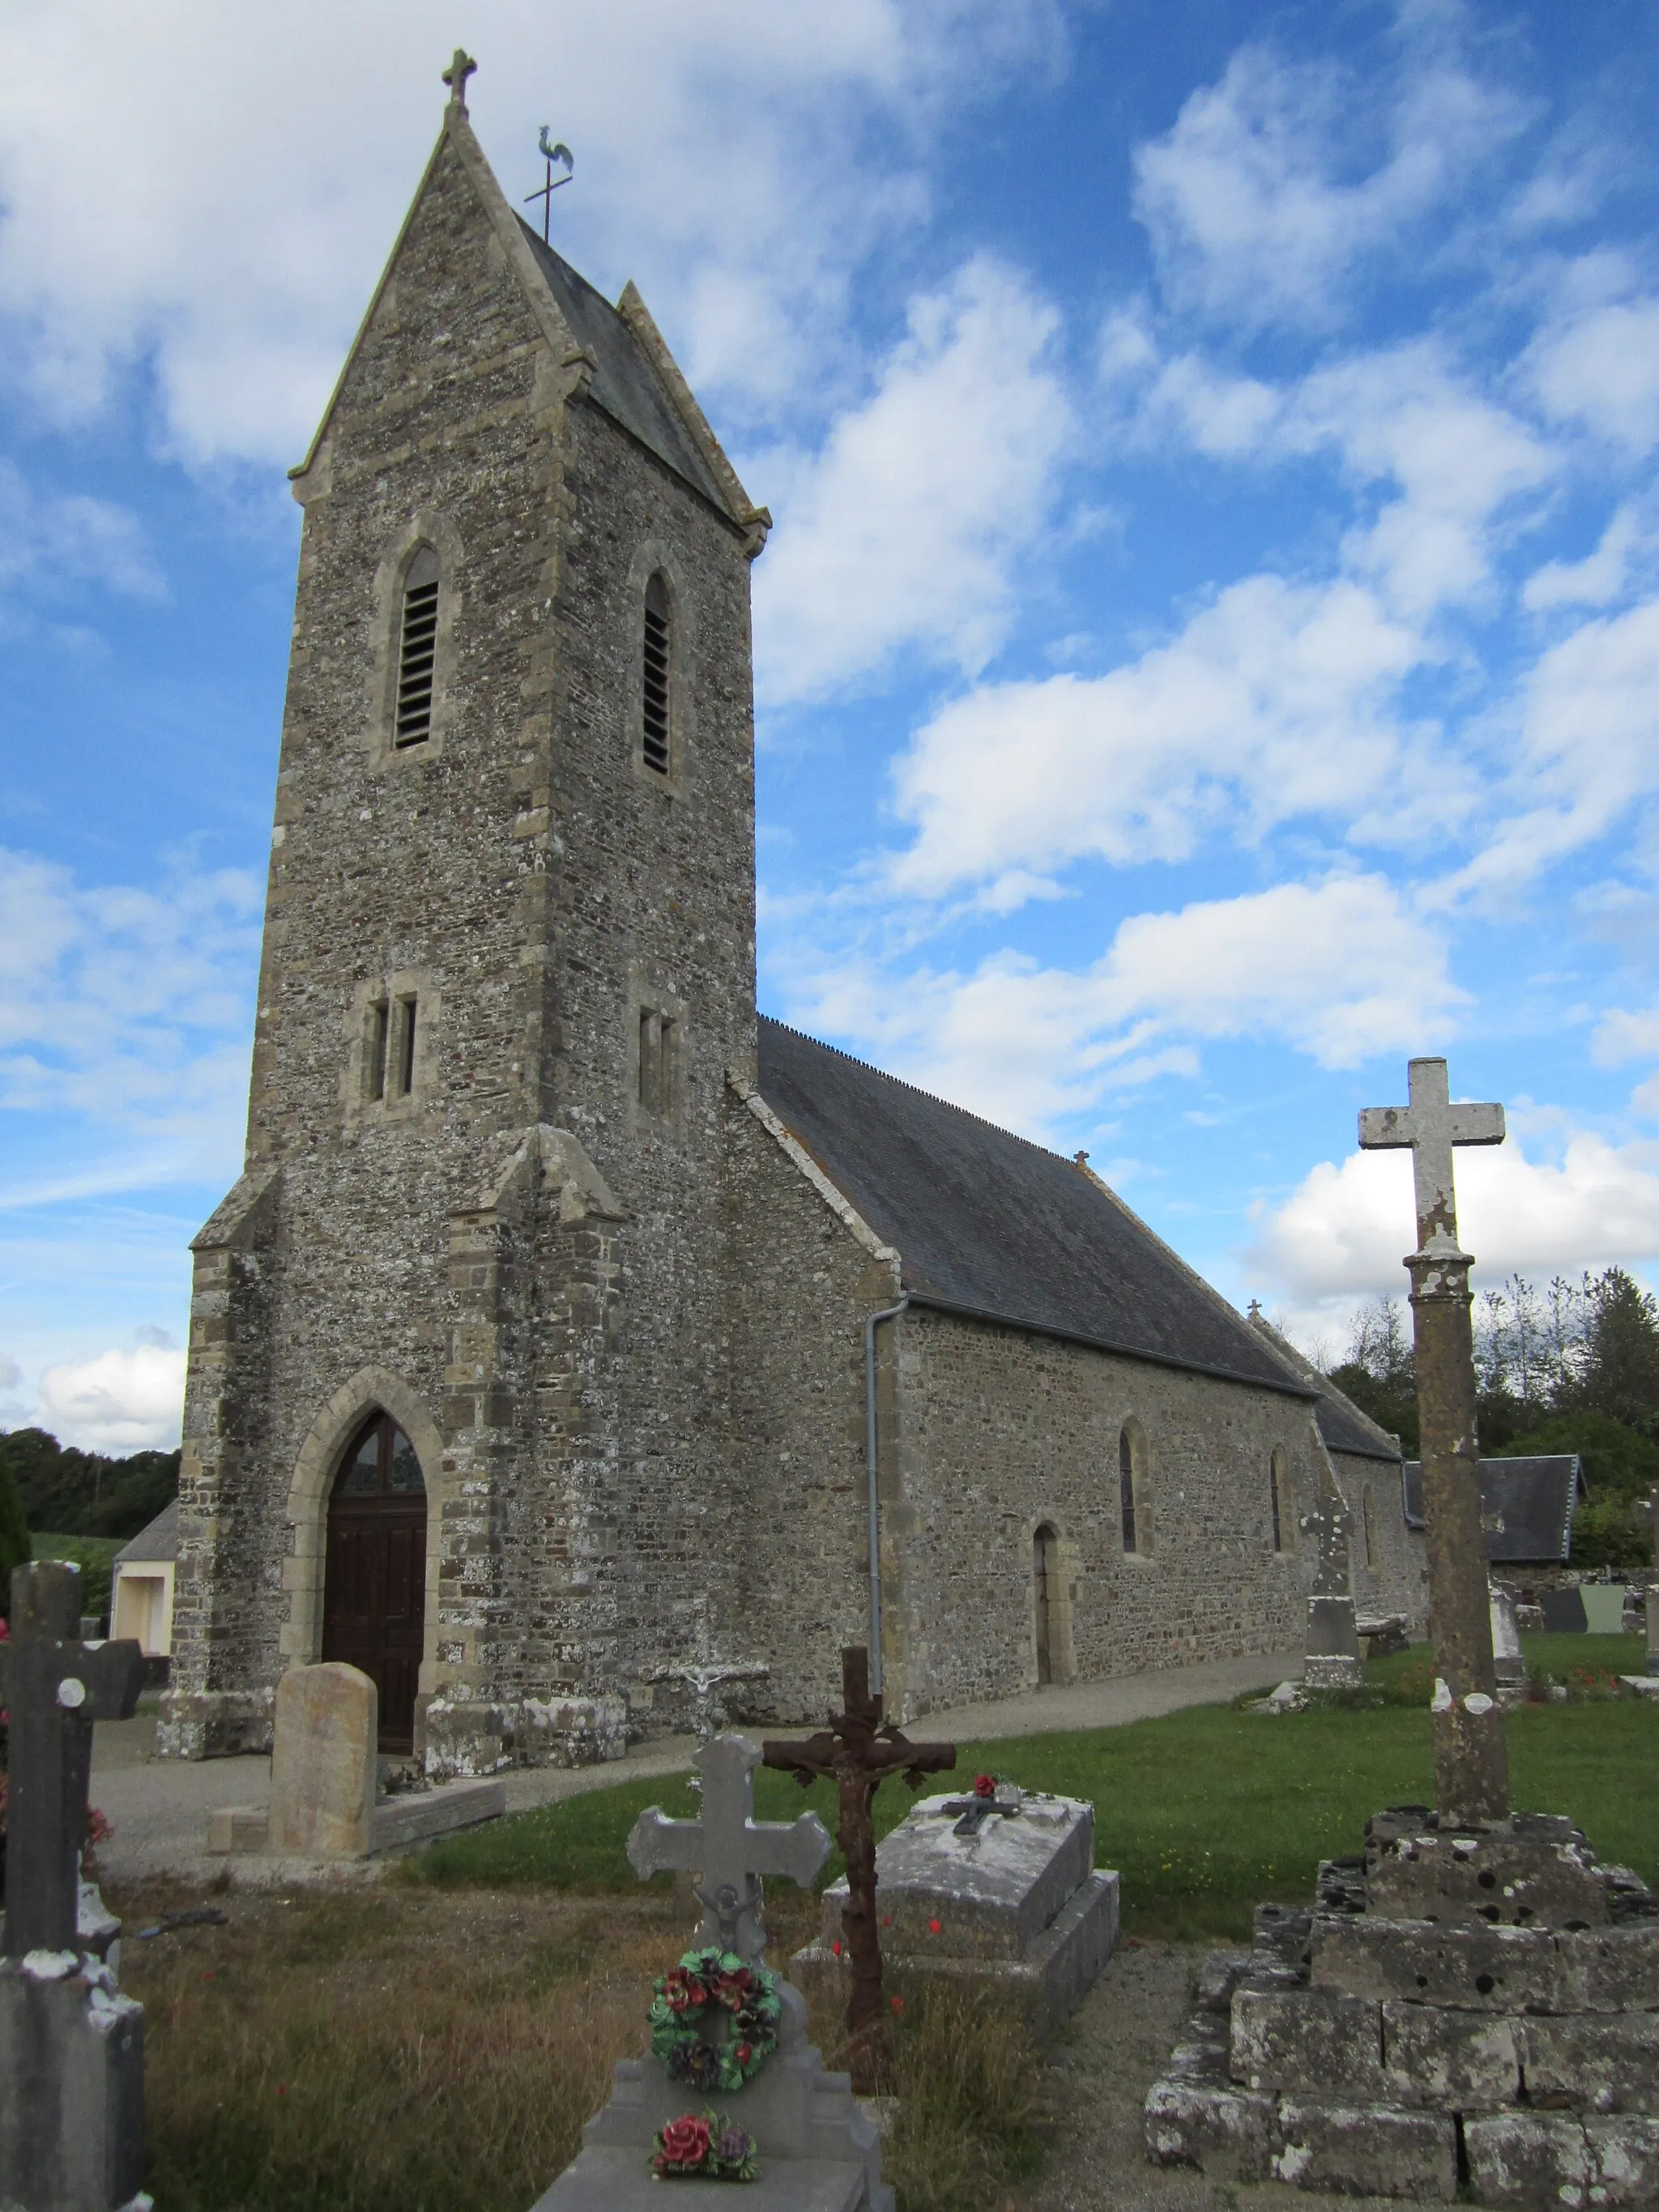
[1359,1057,1508,1825]
[442,49,478,110]
[627,1733,830,1964]
[0,1562,146,1955]
[1358,1056,1503,1257]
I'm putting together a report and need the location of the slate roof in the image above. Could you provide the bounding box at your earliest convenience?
[518,223,728,512]
[1247,1314,1403,1464]
[114,1498,179,1566]
[755,1019,1313,1397]
[1402,1455,1581,1562]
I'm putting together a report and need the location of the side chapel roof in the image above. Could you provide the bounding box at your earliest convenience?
[1247,1311,1405,1465]
[1402,1455,1582,1562]
[755,1018,1314,1398]
[114,1498,180,1565]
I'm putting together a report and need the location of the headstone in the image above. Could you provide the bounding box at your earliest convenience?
[1488,1581,1525,1690]
[0,1561,149,2212]
[1301,1487,1363,1690]
[1541,1586,1588,1634]
[267,1662,377,1856]
[535,1733,893,2212]
[793,1786,1118,2041]
[1647,1583,1659,1678]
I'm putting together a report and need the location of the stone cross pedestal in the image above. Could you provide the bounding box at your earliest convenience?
[537,1733,893,2212]
[1300,1487,1363,1690]
[1360,1056,1508,1824]
[0,1562,148,2212]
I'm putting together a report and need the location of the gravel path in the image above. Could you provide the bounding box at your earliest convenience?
[89,1648,1300,1886]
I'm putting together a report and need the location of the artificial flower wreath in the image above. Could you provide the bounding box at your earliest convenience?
[647,1946,783,2094]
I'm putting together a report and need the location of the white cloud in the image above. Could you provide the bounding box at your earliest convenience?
[0,461,163,603]
[0,0,1061,464]
[1593,1006,1659,1065]
[35,1340,186,1453]
[1531,298,1659,454]
[0,847,261,1182]
[1249,1123,1659,1303]
[778,872,1463,1139]
[885,573,1436,905]
[1523,505,1644,612]
[1132,44,1525,330]
[1451,595,1659,897]
[751,258,1071,702]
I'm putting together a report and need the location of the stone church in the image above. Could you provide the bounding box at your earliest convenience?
[158,58,1419,1773]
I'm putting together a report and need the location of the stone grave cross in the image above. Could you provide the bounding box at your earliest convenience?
[0,1561,145,1954]
[763,1645,956,2082]
[627,1733,831,1966]
[1360,1055,1508,1823]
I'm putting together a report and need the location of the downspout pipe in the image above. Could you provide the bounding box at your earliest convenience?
[864,1295,909,1697]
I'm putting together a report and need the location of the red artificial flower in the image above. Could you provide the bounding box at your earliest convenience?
[928,1918,941,1934]
[659,2115,712,2169]
[890,1995,905,2014]
[881,1914,891,1928]
[735,2043,752,2065]
[712,1967,754,2010]
[831,1939,842,1957]
[663,1968,705,2014]
[973,1773,996,1799]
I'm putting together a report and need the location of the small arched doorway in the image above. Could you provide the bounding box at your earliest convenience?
[322,1409,426,1752]
[1034,1523,1060,1686]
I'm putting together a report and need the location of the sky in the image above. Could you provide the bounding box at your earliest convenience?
[5,0,1659,1449]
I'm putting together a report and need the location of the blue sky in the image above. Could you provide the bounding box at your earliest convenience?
[5,0,1659,1447]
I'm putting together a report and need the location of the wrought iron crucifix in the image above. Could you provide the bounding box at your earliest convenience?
[0,1562,145,1956]
[1360,1055,1509,1823]
[763,1646,955,2082]
[523,126,574,242]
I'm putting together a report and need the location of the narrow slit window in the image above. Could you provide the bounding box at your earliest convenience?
[1269,1448,1291,1554]
[638,1008,677,1116]
[642,573,671,774]
[395,997,418,1097]
[394,546,440,747]
[366,999,390,1101]
[1119,1427,1138,1555]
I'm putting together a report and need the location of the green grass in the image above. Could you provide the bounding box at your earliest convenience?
[31,1532,122,1624]
[408,1661,1659,1943]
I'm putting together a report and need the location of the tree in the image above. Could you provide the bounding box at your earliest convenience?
[1568,1268,1659,1433]
[0,1427,179,1541]
[0,1449,28,1618]
[1329,1298,1419,1453]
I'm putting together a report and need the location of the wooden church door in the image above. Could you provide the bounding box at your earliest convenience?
[322,1410,426,1753]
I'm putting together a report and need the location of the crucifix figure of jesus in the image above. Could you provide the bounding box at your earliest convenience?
[627,1733,831,1967]
[1360,1056,1508,1823]
[763,1646,955,2085]
[0,1562,147,1956]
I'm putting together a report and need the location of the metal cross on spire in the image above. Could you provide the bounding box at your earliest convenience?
[1359,1055,1508,1824]
[442,49,478,112]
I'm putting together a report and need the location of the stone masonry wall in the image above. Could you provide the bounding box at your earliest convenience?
[887,1310,1328,1718]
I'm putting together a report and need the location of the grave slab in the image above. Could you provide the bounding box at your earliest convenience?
[793,1790,1117,2039]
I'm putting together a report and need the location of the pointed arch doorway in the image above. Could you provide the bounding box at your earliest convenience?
[322,1409,427,1752]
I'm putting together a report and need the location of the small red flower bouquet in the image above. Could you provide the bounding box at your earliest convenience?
[650,2108,757,2183]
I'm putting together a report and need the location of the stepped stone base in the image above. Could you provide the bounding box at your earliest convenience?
[207,1775,505,1859]
[1145,1809,1659,2209]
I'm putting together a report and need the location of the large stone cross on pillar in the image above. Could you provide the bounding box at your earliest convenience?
[1360,1055,1508,1823]
[627,1733,831,1966]
[0,1562,146,1955]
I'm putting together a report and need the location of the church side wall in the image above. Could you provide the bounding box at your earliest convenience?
[718,1091,893,1727]
[1334,1449,1427,1633]
[887,1310,1326,1718]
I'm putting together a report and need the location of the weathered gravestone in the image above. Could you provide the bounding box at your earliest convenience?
[1300,1484,1363,1690]
[1145,1060,1659,2207]
[794,1780,1118,2040]
[535,1733,893,2211]
[1489,1580,1526,1693]
[0,1561,149,2212]
[207,1661,504,1860]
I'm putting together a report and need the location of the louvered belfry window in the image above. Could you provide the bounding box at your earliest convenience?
[642,572,672,774]
[394,545,440,746]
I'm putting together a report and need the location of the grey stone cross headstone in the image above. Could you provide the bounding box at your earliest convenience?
[1360,1055,1508,1823]
[627,1732,831,1964]
[1301,1485,1363,1687]
[0,1561,145,1955]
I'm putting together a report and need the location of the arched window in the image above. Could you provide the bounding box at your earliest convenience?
[394,546,440,746]
[1034,1523,1059,1685]
[1269,1447,1293,1554]
[1362,1484,1377,1571]
[642,572,672,774]
[1119,1424,1148,1555]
